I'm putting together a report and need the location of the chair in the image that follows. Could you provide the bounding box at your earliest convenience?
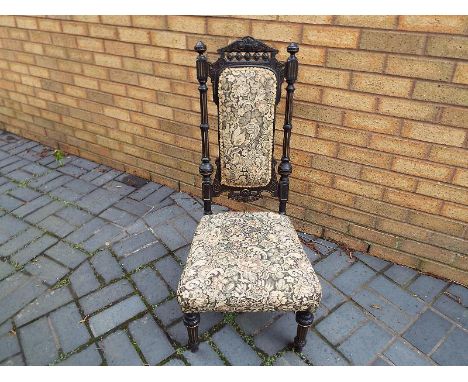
[176,36,322,353]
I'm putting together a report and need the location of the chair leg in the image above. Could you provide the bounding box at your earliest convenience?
[293,311,314,352]
[183,313,200,352]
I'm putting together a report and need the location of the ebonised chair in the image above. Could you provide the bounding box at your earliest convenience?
[176,36,322,353]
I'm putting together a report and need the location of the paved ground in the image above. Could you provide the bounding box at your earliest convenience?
[0,130,467,366]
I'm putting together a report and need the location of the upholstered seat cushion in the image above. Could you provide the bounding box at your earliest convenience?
[177,212,322,313]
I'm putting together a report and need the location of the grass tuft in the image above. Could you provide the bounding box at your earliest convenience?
[52,277,70,290]
[53,149,65,166]
[223,312,237,326]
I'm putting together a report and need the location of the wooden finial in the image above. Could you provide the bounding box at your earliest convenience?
[287,42,299,55]
[194,41,206,54]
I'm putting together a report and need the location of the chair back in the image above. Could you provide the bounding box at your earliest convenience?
[194,36,299,213]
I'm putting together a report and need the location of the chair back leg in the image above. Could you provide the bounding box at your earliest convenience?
[183,313,201,352]
[293,311,314,352]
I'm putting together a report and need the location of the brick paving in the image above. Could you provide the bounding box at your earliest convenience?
[0,130,467,366]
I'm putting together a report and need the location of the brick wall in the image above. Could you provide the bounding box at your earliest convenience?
[0,16,467,284]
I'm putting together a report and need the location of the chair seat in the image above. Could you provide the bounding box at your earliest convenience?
[177,211,322,313]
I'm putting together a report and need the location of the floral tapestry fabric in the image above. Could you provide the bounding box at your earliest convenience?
[217,67,277,188]
[177,212,322,313]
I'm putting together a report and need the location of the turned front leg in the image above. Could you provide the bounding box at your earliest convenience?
[183,313,200,352]
[293,311,314,352]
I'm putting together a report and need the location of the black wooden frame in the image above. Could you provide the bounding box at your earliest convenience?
[186,37,311,353]
[194,36,299,214]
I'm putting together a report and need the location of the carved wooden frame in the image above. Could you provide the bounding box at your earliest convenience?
[194,36,299,214]
[187,37,306,353]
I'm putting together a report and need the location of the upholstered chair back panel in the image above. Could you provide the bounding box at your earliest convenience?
[217,66,277,188]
